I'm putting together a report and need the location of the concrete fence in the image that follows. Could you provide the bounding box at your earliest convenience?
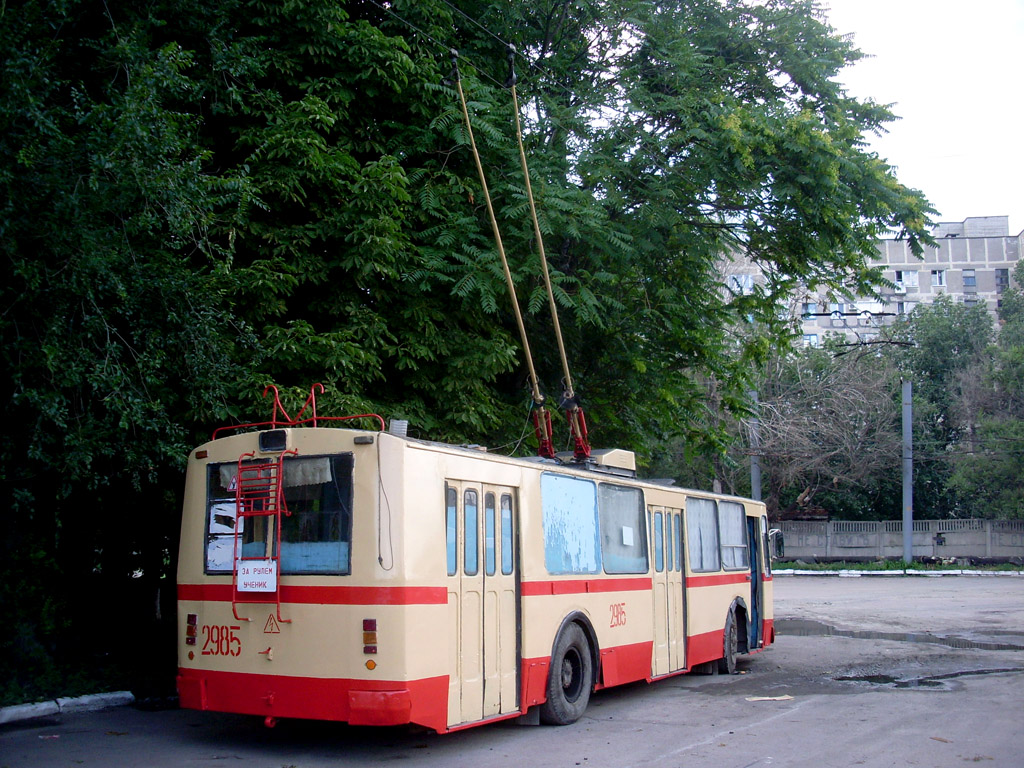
[777,519,1024,561]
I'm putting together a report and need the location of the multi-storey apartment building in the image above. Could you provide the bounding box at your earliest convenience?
[791,216,1021,346]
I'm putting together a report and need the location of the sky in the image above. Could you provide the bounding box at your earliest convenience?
[823,0,1024,235]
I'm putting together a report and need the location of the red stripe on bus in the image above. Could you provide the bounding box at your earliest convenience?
[177,667,449,732]
[177,583,447,605]
[596,640,656,688]
[687,627,726,668]
[687,572,751,588]
[520,638,655,705]
[520,577,653,596]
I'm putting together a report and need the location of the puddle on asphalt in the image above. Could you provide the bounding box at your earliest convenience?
[776,619,1024,651]
[835,668,1024,689]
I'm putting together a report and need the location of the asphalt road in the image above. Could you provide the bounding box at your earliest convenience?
[3,575,1023,768]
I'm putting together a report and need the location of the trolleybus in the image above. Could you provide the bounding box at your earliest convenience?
[177,394,774,732]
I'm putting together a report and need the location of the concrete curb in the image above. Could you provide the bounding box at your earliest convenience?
[0,691,134,726]
[774,569,1024,577]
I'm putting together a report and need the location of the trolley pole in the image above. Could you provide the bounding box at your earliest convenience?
[902,379,914,563]
[749,390,762,502]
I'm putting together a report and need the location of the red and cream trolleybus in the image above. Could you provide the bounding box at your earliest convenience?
[177,399,774,732]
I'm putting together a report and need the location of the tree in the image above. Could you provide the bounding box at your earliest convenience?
[887,295,994,517]
[745,342,902,519]
[947,262,1024,518]
[0,0,933,701]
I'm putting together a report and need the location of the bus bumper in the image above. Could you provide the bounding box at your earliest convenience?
[176,668,445,731]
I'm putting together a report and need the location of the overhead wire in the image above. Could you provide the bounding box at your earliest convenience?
[362,0,693,185]
[364,0,751,285]
[363,0,508,90]
[361,0,823,243]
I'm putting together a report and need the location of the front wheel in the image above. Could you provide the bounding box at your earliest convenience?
[717,609,738,675]
[540,623,593,725]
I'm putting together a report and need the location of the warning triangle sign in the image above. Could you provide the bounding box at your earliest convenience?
[263,614,281,634]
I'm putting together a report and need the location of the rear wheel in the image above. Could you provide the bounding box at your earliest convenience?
[717,608,738,675]
[540,623,593,725]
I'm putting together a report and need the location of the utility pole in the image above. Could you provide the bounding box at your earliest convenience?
[902,379,914,563]
[749,390,762,502]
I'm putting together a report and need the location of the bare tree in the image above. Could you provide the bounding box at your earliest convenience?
[746,345,901,518]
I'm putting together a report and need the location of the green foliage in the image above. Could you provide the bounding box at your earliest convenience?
[944,263,1024,518]
[741,291,1023,523]
[1,0,935,702]
[887,296,998,518]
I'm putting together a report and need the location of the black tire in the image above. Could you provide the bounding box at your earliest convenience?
[539,623,593,725]
[717,608,739,675]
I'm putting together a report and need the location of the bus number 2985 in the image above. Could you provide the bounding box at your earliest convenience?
[609,602,627,628]
[201,624,242,656]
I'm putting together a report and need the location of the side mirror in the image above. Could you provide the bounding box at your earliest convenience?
[768,528,784,560]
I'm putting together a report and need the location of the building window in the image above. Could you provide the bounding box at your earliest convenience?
[931,270,945,287]
[802,334,819,348]
[963,298,979,308]
[996,268,1009,294]
[897,302,905,315]
[801,301,817,319]
[895,270,919,288]
[727,274,755,295]
[962,269,976,288]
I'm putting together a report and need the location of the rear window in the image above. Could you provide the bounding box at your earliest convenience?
[205,453,354,575]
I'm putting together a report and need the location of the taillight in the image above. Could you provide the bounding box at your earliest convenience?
[362,618,378,656]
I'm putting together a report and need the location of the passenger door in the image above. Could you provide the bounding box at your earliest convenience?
[650,507,685,677]
[667,508,685,671]
[746,515,762,650]
[446,481,519,727]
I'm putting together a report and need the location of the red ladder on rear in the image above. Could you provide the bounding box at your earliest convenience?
[231,449,297,623]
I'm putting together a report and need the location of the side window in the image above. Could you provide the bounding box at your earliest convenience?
[719,501,749,570]
[598,483,648,574]
[541,473,601,575]
[666,514,674,571]
[654,511,664,572]
[485,492,496,576]
[500,494,514,575]
[686,497,720,572]
[464,489,479,576]
[446,485,457,576]
[761,515,772,577]
[675,513,684,571]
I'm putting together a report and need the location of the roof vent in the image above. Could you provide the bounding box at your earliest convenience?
[591,448,636,472]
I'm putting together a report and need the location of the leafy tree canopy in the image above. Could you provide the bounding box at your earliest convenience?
[1,0,932,702]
